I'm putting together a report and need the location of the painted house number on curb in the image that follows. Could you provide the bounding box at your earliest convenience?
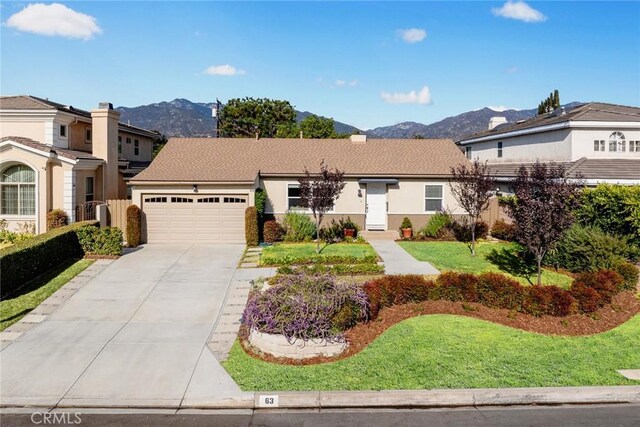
[259,395,279,407]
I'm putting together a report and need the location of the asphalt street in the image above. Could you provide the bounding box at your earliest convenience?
[2,404,640,427]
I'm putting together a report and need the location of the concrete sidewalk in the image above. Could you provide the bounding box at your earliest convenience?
[369,240,439,275]
[0,244,248,408]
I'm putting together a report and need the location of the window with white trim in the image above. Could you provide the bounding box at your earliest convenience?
[198,197,220,203]
[223,197,246,203]
[60,124,67,138]
[593,140,605,152]
[85,177,94,202]
[497,142,503,158]
[425,185,443,212]
[609,132,626,152]
[629,141,640,153]
[1,164,36,216]
[171,197,193,203]
[287,184,303,209]
[145,197,167,203]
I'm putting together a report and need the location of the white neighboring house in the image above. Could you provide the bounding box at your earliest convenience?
[456,102,640,189]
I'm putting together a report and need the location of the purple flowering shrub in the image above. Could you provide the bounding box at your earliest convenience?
[242,274,369,342]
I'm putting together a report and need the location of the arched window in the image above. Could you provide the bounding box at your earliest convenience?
[609,131,626,152]
[1,164,36,215]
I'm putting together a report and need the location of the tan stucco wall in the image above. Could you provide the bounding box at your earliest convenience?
[119,131,153,162]
[69,121,93,151]
[0,121,47,144]
[262,177,365,215]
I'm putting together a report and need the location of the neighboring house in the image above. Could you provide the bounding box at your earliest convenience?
[456,102,640,189]
[0,96,157,233]
[130,136,469,243]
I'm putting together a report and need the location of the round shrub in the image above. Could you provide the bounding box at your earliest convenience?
[47,209,69,230]
[490,219,516,241]
[523,285,576,317]
[573,270,624,304]
[242,274,368,341]
[450,219,489,242]
[436,271,478,302]
[613,262,639,291]
[476,272,525,310]
[570,282,602,313]
[420,212,452,238]
[282,211,316,242]
[126,204,141,247]
[263,220,284,243]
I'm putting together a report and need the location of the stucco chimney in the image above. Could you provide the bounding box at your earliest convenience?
[350,134,367,144]
[488,116,507,130]
[91,102,120,200]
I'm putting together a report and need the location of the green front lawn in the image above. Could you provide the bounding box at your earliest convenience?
[0,259,93,331]
[260,242,378,266]
[223,314,640,391]
[399,241,573,288]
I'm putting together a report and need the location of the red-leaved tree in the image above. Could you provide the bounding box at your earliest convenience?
[298,161,346,253]
[450,160,496,256]
[508,161,583,285]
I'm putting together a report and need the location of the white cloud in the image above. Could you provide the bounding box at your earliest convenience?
[335,79,346,86]
[491,1,546,23]
[397,28,427,43]
[6,3,102,40]
[203,64,245,76]
[381,86,432,105]
[349,80,358,86]
[506,66,519,73]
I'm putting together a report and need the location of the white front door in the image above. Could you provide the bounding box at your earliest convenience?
[365,183,386,230]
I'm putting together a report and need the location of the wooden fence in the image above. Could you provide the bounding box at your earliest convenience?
[106,199,132,231]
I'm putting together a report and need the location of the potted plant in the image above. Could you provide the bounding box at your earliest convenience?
[400,217,413,239]
[342,217,357,238]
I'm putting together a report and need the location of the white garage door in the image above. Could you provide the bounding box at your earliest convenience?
[143,194,247,244]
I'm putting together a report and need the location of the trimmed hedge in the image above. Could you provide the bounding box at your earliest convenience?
[362,269,627,320]
[490,219,516,241]
[245,206,259,246]
[261,253,377,266]
[76,226,123,256]
[277,263,384,276]
[126,204,141,247]
[263,220,284,243]
[0,221,97,297]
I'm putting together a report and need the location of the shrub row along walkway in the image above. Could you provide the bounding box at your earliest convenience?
[368,240,439,275]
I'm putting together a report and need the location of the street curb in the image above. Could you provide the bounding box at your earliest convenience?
[5,386,638,412]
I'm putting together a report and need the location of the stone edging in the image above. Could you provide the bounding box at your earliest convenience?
[249,329,347,359]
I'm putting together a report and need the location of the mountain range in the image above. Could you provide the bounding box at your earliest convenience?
[116,99,581,141]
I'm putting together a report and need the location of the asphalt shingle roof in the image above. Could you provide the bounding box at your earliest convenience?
[132,137,469,183]
[488,157,640,181]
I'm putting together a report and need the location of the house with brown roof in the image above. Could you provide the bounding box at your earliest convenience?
[0,96,158,233]
[456,102,640,189]
[130,136,469,244]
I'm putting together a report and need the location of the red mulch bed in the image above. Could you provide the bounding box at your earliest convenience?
[239,291,640,366]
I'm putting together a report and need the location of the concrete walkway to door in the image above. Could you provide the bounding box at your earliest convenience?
[368,239,440,275]
[0,244,250,408]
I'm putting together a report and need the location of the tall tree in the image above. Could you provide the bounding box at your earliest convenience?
[449,160,496,256]
[275,114,343,139]
[536,90,561,114]
[298,161,346,253]
[507,162,583,285]
[218,97,296,138]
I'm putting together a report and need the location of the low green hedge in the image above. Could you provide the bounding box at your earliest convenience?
[0,221,97,297]
[76,225,123,256]
[277,263,384,276]
[261,253,378,266]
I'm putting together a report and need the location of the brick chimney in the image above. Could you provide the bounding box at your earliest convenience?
[91,102,120,200]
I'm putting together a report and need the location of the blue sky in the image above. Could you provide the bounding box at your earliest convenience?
[2,1,639,130]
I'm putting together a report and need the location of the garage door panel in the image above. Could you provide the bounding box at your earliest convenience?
[143,194,247,244]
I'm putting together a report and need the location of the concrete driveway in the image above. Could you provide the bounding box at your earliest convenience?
[0,244,248,408]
